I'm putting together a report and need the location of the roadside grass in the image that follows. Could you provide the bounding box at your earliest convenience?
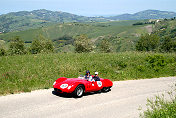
[0,52,175,95]
[139,84,176,118]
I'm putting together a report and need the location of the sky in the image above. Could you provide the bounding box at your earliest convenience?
[1,0,176,16]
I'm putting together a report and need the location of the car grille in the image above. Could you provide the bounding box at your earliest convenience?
[54,88,62,93]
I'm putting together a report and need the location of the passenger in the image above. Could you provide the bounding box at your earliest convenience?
[93,72,100,81]
[85,70,92,81]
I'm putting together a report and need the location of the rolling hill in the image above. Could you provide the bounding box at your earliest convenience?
[1,9,176,33]
[0,20,148,41]
[0,20,149,52]
[0,9,108,33]
[107,10,176,20]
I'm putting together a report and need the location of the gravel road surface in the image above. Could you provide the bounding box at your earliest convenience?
[0,77,175,118]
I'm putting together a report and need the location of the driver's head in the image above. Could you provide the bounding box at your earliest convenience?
[86,70,90,75]
[95,72,98,76]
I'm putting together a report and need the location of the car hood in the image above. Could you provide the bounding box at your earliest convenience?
[55,78,85,85]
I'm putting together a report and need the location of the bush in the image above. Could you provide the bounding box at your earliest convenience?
[136,34,160,51]
[30,34,54,54]
[74,34,93,53]
[133,22,144,26]
[140,84,176,118]
[136,65,145,72]
[99,39,111,53]
[9,36,25,55]
[0,48,6,56]
[161,36,175,52]
[145,55,167,71]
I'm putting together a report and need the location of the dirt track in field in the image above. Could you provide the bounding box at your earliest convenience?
[145,25,153,34]
[0,77,175,118]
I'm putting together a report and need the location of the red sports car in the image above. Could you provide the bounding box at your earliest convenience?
[53,76,113,97]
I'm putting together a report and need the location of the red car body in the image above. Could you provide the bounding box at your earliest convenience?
[53,77,113,97]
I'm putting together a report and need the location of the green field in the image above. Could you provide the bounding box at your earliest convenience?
[0,20,150,52]
[0,20,148,42]
[0,52,175,95]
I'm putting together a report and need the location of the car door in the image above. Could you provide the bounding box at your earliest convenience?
[85,81,97,92]
[86,80,103,92]
[93,81,103,91]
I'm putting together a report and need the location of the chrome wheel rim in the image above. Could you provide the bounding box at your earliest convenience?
[77,87,83,96]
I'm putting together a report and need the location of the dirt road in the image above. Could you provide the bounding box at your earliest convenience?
[0,77,175,118]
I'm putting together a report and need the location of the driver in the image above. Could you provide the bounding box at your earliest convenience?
[93,72,100,81]
[85,70,93,81]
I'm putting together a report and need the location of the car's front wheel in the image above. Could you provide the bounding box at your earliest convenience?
[73,85,84,98]
[102,87,111,92]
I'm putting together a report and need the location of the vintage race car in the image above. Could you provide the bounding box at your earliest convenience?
[53,76,113,97]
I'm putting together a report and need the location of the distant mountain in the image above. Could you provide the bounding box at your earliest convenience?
[0,9,108,33]
[1,9,176,33]
[107,10,176,20]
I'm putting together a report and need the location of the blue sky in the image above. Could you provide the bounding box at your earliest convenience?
[1,0,176,16]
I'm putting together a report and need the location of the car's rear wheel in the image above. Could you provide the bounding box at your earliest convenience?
[102,87,111,92]
[73,85,84,98]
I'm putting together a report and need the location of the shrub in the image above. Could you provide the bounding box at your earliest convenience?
[161,36,175,52]
[0,48,6,56]
[137,65,145,72]
[9,36,25,55]
[118,61,127,69]
[74,34,93,53]
[145,55,167,71]
[133,22,144,26]
[30,34,54,54]
[136,34,160,51]
[99,39,111,53]
[140,84,176,118]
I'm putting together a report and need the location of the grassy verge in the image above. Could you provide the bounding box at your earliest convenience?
[140,84,176,118]
[0,52,176,95]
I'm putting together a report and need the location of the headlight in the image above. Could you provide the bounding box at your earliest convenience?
[60,84,68,89]
[53,81,56,85]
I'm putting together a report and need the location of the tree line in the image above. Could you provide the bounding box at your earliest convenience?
[136,33,176,52]
[0,34,112,56]
[136,18,176,52]
[0,34,54,56]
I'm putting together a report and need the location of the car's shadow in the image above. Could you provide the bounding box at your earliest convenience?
[52,90,111,98]
[52,91,73,98]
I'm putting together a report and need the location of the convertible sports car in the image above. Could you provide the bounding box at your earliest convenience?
[53,76,113,97]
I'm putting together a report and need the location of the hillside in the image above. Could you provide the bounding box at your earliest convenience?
[107,10,176,20]
[0,9,108,33]
[1,9,176,33]
[0,20,150,52]
[0,20,148,41]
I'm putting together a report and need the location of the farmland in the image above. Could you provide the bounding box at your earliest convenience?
[0,20,148,42]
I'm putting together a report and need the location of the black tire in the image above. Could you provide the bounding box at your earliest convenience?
[102,87,111,92]
[73,85,84,98]
[95,90,101,93]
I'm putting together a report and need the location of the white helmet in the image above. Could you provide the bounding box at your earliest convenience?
[95,72,98,75]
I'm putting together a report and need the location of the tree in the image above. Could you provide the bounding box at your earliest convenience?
[161,36,174,52]
[136,33,160,51]
[30,34,54,54]
[9,36,25,55]
[74,34,93,53]
[99,39,111,53]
